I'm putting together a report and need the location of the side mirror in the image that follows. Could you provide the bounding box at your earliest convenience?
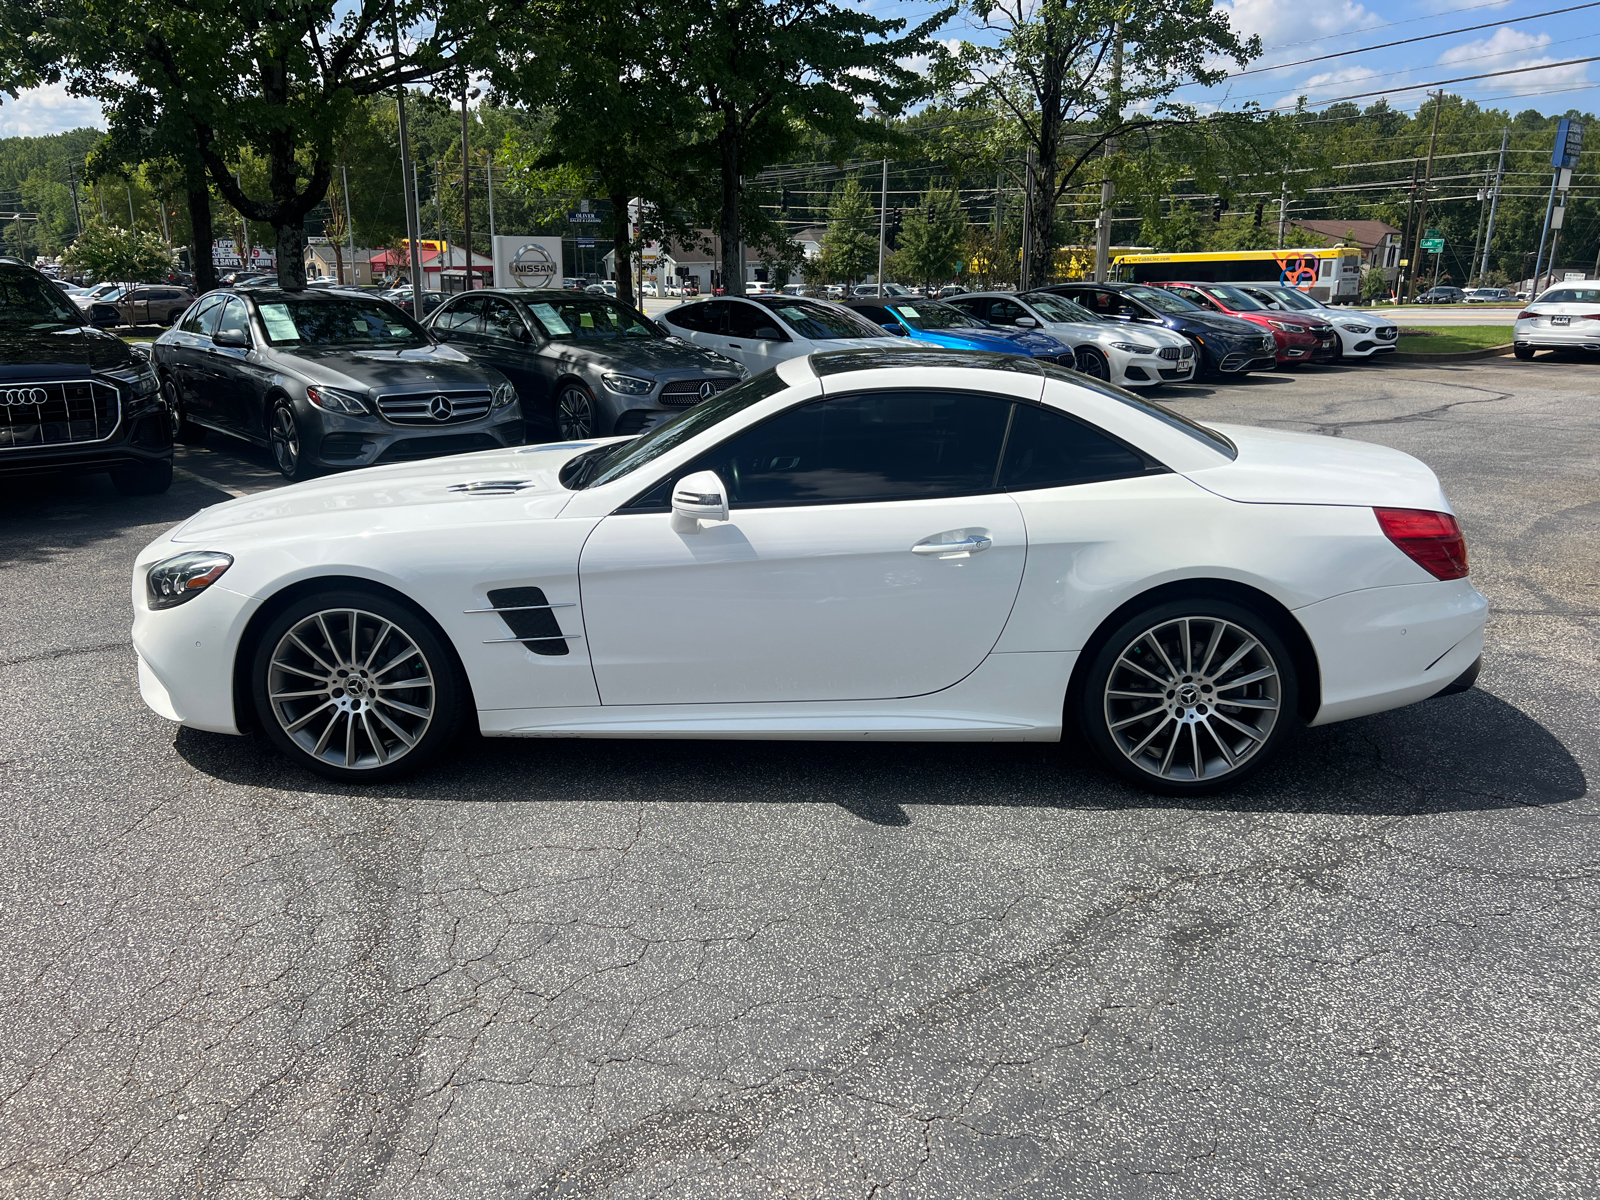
[1013,315,1038,328]
[214,328,251,349]
[671,469,729,533]
[753,326,783,340]
[881,322,907,336]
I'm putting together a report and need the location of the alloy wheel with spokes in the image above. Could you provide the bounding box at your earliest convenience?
[557,384,596,439]
[253,592,464,781]
[269,398,309,480]
[1076,347,1111,381]
[1080,600,1299,793]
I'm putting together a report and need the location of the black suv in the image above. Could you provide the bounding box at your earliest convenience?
[0,259,172,494]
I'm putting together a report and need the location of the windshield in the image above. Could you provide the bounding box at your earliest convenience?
[1124,285,1200,314]
[1250,286,1321,312]
[565,370,792,490]
[255,295,429,347]
[1537,287,1600,304]
[1027,293,1101,324]
[0,269,84,330]
[1199,284,1265,311]
[759,298,886,340]
[887,301,985,330]
[525,296,657,341]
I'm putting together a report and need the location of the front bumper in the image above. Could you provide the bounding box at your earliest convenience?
[132,577,261,736]
[1297,577,1488,727]
[0,390,171,479]
[309,407,525,469]
[1117,352,1195,386]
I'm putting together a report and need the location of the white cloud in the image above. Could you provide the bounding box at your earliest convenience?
[1272,64,1386,108]
[0,83,105,138]
[1215,0,1381,62]
[1436,26,1590,93]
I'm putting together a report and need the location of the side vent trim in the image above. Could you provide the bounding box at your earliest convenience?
[484,587,572,656]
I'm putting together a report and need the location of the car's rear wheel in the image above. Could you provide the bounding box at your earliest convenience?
[556,382,596,439]
[1514,345,1535,360]
[269,397,314,481]
[1078,598,1299,794]
[252,591,466,782]
[1075,346,1111,381]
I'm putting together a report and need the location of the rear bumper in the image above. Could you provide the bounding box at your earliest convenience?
[1513,324,1600,350]
[1298,578,1488,727]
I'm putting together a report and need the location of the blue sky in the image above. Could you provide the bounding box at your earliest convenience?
[1,0,1594,139]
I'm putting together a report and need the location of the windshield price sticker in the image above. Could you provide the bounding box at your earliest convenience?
[258,303,300,341]
[528,303,572,335]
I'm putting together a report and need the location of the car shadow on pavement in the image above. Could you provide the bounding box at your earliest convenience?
[172,686,1585,826]
[0,472,224,569]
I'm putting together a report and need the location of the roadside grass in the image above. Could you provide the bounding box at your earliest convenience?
[1395,325,1513,354]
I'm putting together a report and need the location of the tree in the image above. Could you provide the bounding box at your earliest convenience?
[61,218,170,286]
[5,0,472,288]
[675,0,948,296]
[892,187,966,291]
[817,178,876,286]
[941,0,1259,283]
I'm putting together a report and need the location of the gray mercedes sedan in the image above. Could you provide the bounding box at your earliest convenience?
[423,288,747,440]
[152,289,522,480]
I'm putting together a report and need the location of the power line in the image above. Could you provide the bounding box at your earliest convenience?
[1259,57,1600,110]
[1228,2,1600,78]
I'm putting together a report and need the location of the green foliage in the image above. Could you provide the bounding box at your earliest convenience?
[892,187,966,288]
[1361,267,1390,301]
[61,218,170,283]
[817,178,877,285]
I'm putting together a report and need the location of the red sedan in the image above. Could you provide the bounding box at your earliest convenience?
[1151,281,1340,365]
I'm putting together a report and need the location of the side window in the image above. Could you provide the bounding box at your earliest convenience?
[215,297,251,343]
[851,303,894,326]
[182,296,223,334]
[670,302,725,334]
[988,299,1027,325]
[435,297,484,334]
[687,389,1013,508]
[726,302,788,341]
[482,298,529,343]
[1000,403,1154,491]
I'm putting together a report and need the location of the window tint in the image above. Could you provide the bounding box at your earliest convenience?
[943,297,987,320]
[988,299,1029,325]
[182,295,224,335]
[1538,287,1600,304]
[687,390,1013,508]
[668,301,725,334]
[726,301,788,341]
[1027,293,1100,324]
[756,298,884,340]
[435,297,485,333]
[850,303,895,326]
[216,298,251,343]
[481,297,526,342]
[1000,403,1154,490]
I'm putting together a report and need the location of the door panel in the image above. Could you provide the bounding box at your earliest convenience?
[579,495,1027,705]
[722,300,793,374]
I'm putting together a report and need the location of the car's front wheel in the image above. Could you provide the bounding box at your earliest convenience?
[556,382,597,439]
[1078,598,1300,794]
[1075,346,1111,381]
[252,590,467,782]
[269,397,314,481]
[161,375,206,443]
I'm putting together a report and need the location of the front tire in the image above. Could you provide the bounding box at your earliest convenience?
[269,397,314,481]
[252,590,466,782]
[556,382,596,439]
[1077,598,1300,794]
[1075,346,1111,381]
[162,375,206,443]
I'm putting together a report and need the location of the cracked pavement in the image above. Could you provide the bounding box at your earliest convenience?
[1,355,1597,1199]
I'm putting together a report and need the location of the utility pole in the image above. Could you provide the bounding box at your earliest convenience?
[1276,180,1287,248]
[341,165,356,282]
[992,171,1003,288]
[460,87,474,291]
[1021,147,1036,291]
[434,161,443,262]
[127,185,136,232]
[66,166,82,237]
[876,118,889,296]
[393,28,425,299]
[157,191,170,245]
[1407,92,1443,302]
[486,160,496,242]
[1094,18,1124,283]
[1480,127,1508,282]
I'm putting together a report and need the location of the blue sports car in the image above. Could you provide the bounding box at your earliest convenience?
[844,297,1077,363]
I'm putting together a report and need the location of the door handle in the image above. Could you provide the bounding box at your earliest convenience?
[911,535,992,557]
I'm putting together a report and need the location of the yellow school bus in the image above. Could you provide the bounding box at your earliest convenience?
[1112,247,1365,303]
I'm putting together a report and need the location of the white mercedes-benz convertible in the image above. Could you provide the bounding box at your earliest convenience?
[132,348,1487,794]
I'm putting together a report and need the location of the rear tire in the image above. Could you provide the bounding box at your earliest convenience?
[1514,345,1534,361]
[252,589,467,782]
[1077,597,1300,795]
[109,458,173,495]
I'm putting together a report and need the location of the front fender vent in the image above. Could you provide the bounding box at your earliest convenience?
[484,587,572,656]
[447,479,533,494]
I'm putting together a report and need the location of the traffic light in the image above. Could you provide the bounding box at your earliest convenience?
[1254,201,1264,227]
[1213,195,1224,222]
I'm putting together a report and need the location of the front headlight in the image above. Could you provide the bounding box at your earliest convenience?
[146,551,233,610]
[492,381,517,409]
[305,385,369,415]
[1110,341,1158,354]
[1266,320,1306,334]
[1340,323,1371,334]
[106,363,160,398]
[601,372,655,396]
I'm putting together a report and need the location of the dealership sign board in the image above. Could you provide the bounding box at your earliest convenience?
[212,240,276,270]
[493,235,563,289]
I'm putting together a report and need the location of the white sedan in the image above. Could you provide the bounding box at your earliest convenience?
[132,349,1487,794]
[1513,284,1600,360]
[659,295,935,374]
[1238,284,1400,359]
[945,291,1197,386]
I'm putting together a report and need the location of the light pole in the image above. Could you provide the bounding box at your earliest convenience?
[461,85,479,291]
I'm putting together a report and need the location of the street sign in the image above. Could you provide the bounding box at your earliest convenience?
[568,211,601,223]
[1552,119,1585,170]
[576,237,595,248]
[1420,237,1444,252]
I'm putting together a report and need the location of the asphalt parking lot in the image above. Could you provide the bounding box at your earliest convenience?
[2,352,1597,1199]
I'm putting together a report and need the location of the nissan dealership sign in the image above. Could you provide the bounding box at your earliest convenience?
[492,236,563,290]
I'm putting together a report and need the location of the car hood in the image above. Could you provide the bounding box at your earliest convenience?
[1060,321,1188,349]
[1338,310,1397,327]
[0,325,133,374]
[268,341,501,391]
[1175,312,1264,337]
[168,439,614,545]
[553,336,743,373]
[1183,424,1450,510]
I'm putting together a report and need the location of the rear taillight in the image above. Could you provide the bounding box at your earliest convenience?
[1374,508,1469,580]
[1517,310,1536,320]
